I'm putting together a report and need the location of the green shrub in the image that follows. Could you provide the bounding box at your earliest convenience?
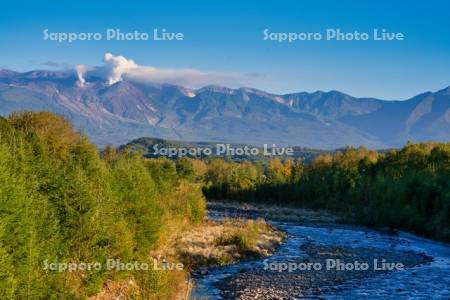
[0,112,206,298]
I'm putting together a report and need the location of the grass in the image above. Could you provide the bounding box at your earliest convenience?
[175,218,284,269]
[215,219,268,253]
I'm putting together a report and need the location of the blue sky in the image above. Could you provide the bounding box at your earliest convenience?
[1,0,449,99]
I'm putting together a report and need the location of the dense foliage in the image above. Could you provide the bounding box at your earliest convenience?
[0,112,205,299]
[1,111,448,299]
[203,144,450,242]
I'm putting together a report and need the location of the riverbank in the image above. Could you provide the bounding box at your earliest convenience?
[190,201,450,299]
[90,217,285,299]
[170,218,285,300]
[174,219,285,270]
[207,200,342,224]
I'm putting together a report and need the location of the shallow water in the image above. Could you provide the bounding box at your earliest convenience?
[189,212,450,299]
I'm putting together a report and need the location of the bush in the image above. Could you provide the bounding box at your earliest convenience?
[0,112,206,298]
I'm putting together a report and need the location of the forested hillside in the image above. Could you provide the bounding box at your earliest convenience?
[0,112,205,299]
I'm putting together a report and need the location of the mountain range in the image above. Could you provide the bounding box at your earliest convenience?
[0,69,449,149]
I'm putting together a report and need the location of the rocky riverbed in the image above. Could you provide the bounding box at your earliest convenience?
[189,202,450,299]
[220,243,432,299]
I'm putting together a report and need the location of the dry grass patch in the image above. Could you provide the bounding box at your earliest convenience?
[175,218,285,269]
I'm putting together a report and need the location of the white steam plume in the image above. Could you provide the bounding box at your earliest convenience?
[103,53,138,85]
[75,64,90,86]
[77,52,256,88]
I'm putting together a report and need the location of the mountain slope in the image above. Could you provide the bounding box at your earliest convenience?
[0,69,448,148]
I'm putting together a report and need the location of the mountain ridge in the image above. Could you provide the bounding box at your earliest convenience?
[0,69,448,148]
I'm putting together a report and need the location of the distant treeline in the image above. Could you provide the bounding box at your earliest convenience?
[201,144,450,242]
[123,136,331,163]
[0,112,205,299]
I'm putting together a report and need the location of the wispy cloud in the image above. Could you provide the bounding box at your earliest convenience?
[75,53,258,88]
[42,61,72,69]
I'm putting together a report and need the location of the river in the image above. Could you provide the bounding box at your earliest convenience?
[189,203,450,299]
